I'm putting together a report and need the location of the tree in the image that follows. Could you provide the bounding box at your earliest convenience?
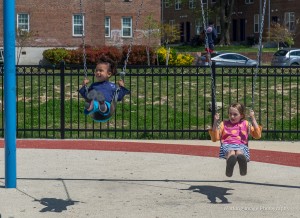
[216,0,235,46]
[16,29,38,65]
[160,23,180,46]
[269,23,295,49]
[142,14,161,65]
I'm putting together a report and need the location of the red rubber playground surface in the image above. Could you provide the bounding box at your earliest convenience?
[0,139,299,167]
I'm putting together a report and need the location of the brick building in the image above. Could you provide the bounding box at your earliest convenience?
[162,0,300,47]
[0,0,160,64]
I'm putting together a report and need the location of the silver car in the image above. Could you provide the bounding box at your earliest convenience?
[271,48,300,66]
[199,52,257,66]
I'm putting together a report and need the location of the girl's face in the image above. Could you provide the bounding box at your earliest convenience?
[94,63,112,82]
[228,107,243,124]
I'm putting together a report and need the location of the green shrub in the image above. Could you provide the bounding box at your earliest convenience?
[42,48,69,65]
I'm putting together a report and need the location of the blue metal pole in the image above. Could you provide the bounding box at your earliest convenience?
[3,0,17,188]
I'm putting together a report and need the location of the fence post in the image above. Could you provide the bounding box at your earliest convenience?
[211,62,216,125]
[60,61,65,139]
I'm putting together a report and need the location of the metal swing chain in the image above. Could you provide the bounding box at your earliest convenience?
[253,0,267,110]
[200,0,217,123]
[79,0,88,79]
[121,0,145,81]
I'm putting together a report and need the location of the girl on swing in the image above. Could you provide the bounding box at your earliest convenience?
[78,55,130,117]
[209,102,262,177]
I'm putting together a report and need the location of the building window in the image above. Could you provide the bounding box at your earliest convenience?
[164,0,170,8]
[202,0,207,3]
[216,17,221,34]
[17,13,29,32]
[195,19,203,35]
[189,0,195,9]
[285,12,295,32]
[73,14,84,36]
[175,0,181,10]
[105,17,111,37]
[211,0,216,3]
[245,0,254,3]
[254,14,259,33]
[122,17,132,37]
[272,16,278,23]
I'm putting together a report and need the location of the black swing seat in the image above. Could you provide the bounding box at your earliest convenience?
[88,100,116,122]
[84,88,121,122]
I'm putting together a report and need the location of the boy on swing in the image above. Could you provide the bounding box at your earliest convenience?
[209,103,262,177]
[78,55,130,116]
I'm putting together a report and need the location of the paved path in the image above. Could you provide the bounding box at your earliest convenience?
[0,139,300,218]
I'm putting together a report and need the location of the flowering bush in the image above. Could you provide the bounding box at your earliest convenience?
[156,47,194,66]
[156,46,177,65]
[174,53,194,66]
[121,45,155,65]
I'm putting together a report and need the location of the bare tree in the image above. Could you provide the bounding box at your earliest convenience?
[269,23,295,49]
[217,0,235,46]
[16,28,38,65]
[142,14,161,65]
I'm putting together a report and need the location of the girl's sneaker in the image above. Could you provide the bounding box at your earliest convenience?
[237,154,247,176]
[226,155,237,177]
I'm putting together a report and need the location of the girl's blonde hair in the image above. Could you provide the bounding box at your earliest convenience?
[229,102,246,120]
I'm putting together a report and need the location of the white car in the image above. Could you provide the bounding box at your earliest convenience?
[199,52,258,66]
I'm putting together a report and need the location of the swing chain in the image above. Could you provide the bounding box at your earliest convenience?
[200,0,217,115]
[79,0,88,79]
[253,0,267,110]
[121,0,144,80]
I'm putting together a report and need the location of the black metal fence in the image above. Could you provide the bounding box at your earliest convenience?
[0,63,299,140]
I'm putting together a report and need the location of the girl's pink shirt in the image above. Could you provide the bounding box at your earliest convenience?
[208,120,262,143]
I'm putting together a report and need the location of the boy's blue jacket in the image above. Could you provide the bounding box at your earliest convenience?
[78,81,130,102]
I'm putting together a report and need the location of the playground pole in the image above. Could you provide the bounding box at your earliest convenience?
[3,0,17,188]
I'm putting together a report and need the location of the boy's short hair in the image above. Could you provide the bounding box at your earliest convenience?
[97,55,117,76]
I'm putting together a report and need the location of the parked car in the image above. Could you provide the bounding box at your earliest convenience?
[198,52,257,66]
[271,48,300,66]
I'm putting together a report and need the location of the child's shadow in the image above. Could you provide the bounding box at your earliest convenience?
[183,185,234,204]
[35,198,80,212]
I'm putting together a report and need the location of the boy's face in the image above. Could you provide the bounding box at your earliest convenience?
[94,63,112,82]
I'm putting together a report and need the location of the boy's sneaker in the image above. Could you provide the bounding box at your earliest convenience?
[86,90,97,100]
[237,154,247,176]
[226,155,237,177]
[84,102,91,110]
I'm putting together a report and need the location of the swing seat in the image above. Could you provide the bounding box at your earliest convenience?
[84,100,116,122]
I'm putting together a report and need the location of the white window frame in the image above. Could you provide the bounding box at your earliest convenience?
[245,0,254,3]
[164,0,170,8]
[175,0,181,10]
[17,13,30,32]
[189,0,195,9]
[122,17,132,37]
[105,16,111,37]
[195,19,203,35]
[73,14,84,36]
[254,14,259,33]
[285,12,295,32]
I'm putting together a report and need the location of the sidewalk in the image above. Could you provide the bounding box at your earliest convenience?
[0,140,300,218]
